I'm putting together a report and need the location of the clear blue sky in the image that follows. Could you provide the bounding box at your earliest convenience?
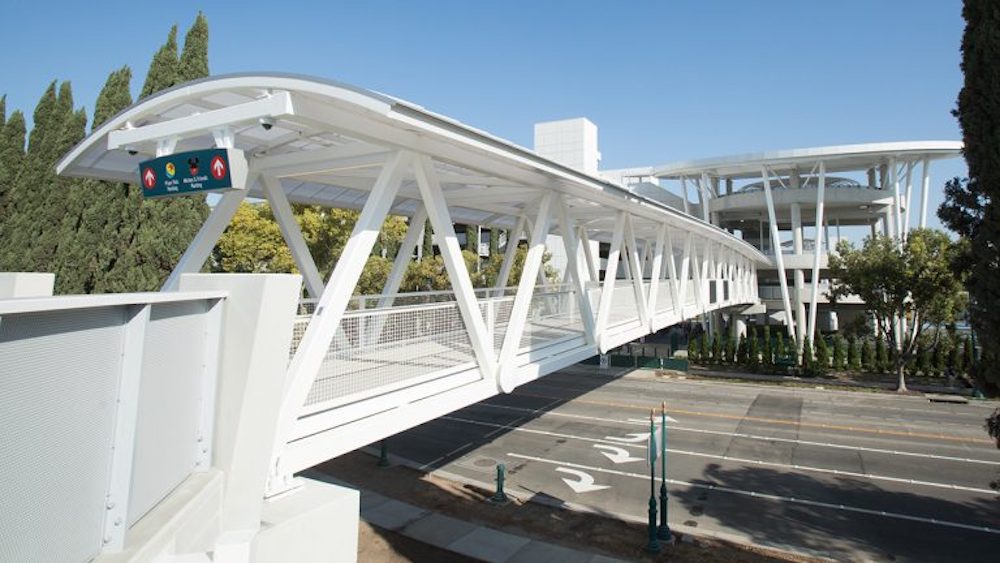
[0,0,967,230]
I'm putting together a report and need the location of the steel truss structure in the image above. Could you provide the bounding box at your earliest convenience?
[58,74,766,493]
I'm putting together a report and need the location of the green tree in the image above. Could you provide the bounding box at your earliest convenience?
[861,338,875,372]
[0,104,26,221]
[140,25,180,99]
[688,335,700,363]
[833,336,847,371]
[422,219,434,257]
[179,12,209,81]
[775,331,787,365]
[950,337,964,374]
[700,332,710,363]
[488,226,499,257]
[737,333,748,366]
[711,332,722,364]
[815,335,830,372]
[761,325,773,367]
[964,337,975,374]
[915,337,931,375]
[212,202,295,273]
[829,231,967,391]
[801,337,813,371]
[937,1,1000,394]
[848,336,862,371]
[747,327,760,371]
[875,336,889,374]
[724,333,736,364]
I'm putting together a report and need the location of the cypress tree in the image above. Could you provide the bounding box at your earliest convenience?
[964,337,975,373]
[724,333,736,364]
[0,105,26,221]
[112,22,210,291]
[178,12,209,82]
[711,332,722,364]
[423,219,434,257]
[688,335,700,363]
[747,327,760,371]
[801,337,813,370]
[875,336,889,374]
[761,325,773,367]
[488,227,499,257]
[737,333,748,366]
[465,224,478,253]
[861,338,875,372]
[915,339,929,375]
[848,336,862,371]
[815,335,830,374]
[700,331,710,362]
[951,338,964,373]
[933,337,949,375]
[56,67,137,293]
[0,82,80,272]
[775,331,787,363]
[833,336,847,371]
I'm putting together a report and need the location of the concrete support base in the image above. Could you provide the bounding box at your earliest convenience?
[253,478,360,563]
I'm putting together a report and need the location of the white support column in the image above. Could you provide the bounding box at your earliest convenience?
[647,225,666,325]
[414,155,499,384]
[162,187,248,291]
[595,211,626,351]
[678,233,692,318]
[624,214,650,326]
[377,205,428,309]
[497,192,555,390]
[524,217,548,289]
[807,161,826,341]
[761,165,796,339]
[579,226,598,283]
[919,157,931,229]
[890,157,901,243]
[680,177,691,215]
[903,161,914,234]
[555,195,597,344]
[495,215,527,295]
[664,227,682,317]
[271,151,409,490]
[791,202,806,349]
[262,175,324,299]
[699,172,711,222]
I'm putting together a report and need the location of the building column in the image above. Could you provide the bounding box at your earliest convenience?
[791,202,806,350]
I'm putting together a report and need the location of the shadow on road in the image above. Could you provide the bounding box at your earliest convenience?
[673,463,1000,562]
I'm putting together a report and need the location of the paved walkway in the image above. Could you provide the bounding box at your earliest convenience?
[358,488,628,563]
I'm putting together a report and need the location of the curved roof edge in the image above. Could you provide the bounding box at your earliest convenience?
[653,141,964,179]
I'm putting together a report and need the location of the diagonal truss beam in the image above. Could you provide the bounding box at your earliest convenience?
[555,194,596,345]
[262,175,324,299]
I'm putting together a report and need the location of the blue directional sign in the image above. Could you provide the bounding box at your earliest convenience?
[138,148,246,198]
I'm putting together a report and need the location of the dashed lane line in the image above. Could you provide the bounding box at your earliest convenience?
[477,402,1000,466]
[439,415,998,495]
[506,452,1000,536]
[510,390,995,445]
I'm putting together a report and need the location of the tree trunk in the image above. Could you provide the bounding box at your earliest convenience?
[896,360,908,393]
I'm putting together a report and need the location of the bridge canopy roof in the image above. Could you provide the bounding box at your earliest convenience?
[56,73,767,262]
[652,141,963,180]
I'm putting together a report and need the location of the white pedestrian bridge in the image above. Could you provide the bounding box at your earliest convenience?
[2,74,765,562]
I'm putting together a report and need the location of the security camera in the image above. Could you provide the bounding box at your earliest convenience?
[259,117,275,131]
[127,149,137,156]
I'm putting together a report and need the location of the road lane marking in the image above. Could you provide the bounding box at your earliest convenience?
[555,467,610,493]
[507,453,1000,536]
[605,432,650,444]
[440,415,998,495]
[478,402,1000,466]
[593,444,644,464]
[511,390,995,445]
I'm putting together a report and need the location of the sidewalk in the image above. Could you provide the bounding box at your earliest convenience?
[358,488,628,563]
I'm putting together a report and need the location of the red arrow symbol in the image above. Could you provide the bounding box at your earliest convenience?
[210,155,227,180]
[142,167,156,189]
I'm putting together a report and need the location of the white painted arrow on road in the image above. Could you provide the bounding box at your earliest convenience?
[593,444,644,464]
[555,467,610,493]
[605,432,650,444]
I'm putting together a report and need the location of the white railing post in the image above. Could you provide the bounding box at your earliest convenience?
[414,155,499,383]
[101,304,150,552]
[497,192,555,391]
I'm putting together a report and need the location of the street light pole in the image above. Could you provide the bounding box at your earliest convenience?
[657,402,673,542]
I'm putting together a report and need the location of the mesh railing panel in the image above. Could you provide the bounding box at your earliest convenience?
[294,302,478,408]
[519,288,585,350]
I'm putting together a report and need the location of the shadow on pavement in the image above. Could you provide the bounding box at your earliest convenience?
[672,463,1000,562]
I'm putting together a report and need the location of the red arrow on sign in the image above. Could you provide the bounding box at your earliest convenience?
[142,167,156,189]
[210,155,227,180]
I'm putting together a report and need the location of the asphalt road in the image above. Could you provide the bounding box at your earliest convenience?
[372,366,1000,562]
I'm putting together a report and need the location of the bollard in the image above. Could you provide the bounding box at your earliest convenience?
[657,402,673,543]
[644,411,661,553]
[490,463,509,504]
[377,439,390,467]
